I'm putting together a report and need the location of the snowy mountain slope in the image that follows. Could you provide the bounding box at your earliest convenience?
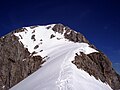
[10,24,112,90]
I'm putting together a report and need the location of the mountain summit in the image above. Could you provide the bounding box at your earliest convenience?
[0,24,120,90]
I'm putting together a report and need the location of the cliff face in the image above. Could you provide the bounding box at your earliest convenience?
[0,24,120,90]
[0,33,44,90]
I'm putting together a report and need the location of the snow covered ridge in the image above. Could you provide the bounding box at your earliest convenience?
[11,24,113,90]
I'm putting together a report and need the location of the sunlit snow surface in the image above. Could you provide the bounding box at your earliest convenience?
[10,24,112,90]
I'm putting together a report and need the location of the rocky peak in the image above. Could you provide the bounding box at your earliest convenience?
[0,24,120,90]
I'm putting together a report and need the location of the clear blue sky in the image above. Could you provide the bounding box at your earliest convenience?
[0,0,120,64]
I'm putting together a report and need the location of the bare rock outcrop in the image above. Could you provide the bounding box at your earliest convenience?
[0,33,44,90]
[72,52,120,90]
[52,24,89,43]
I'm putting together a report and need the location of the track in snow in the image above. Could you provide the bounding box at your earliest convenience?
[56,48,75,90]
